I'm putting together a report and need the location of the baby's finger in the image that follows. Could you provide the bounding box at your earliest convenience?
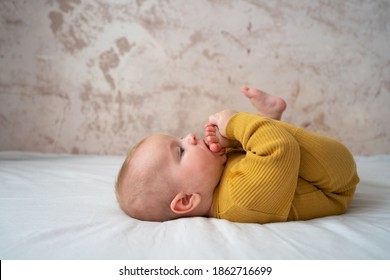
[208,113,220,125]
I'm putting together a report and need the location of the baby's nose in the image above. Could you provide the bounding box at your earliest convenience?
[187,133,197,145]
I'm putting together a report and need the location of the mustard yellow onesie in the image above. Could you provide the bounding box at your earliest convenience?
[212,113,359,224]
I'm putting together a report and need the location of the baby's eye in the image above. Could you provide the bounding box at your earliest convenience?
[179,146,185,157]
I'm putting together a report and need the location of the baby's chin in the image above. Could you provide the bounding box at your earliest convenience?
[202,138,227,165]
[222,153,227,163]
[212,148,227,164]
[216,153,227,165]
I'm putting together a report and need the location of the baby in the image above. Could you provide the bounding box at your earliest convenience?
[116,87,359,223]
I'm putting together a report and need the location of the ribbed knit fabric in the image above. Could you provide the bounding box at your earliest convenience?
[212,113,359,224]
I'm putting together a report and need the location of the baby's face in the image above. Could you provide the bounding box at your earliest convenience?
[135,133,227,195]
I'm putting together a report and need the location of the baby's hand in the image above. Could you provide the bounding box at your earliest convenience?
[204,123,239,153]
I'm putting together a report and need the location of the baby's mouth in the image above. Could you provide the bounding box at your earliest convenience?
[203,139,226,156]
[203,139,211,151]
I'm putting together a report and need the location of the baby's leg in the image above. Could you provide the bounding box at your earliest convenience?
[279,122,359,220]
[241,87,286,120]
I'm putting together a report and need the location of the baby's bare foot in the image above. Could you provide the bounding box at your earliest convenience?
[241,87,286,120]
[204,123,224,153]
[204,123,233,153]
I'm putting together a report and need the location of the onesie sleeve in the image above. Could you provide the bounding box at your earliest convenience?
[216,112,300,223]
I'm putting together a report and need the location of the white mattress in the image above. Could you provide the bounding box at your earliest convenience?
[0,151,389,259]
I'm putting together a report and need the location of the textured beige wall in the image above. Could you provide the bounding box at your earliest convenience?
[0,0,389,156]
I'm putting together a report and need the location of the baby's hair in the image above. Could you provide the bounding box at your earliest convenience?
[115,136,179,222]
[115,138,146,208]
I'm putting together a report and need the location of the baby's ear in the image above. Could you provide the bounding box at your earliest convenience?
[170,192,201,215]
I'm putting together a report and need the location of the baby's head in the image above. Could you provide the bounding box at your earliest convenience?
[115,133,227,222]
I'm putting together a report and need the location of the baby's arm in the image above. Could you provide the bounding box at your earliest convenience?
[214,112,301,223]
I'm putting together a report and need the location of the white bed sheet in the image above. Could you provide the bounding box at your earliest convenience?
[0,151,389,260]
